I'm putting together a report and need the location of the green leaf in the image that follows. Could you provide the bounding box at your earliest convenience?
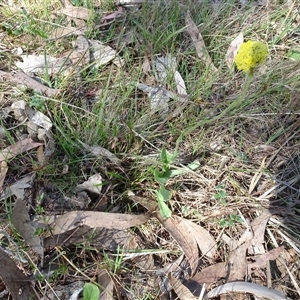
[158,185,171,201]
[169,169,186,177]
[83,283,100,300]
[170,160,200,177]
[160,148,176,165]
[287,49,300,61]
[154,169,171,184]
[155,185,172,219]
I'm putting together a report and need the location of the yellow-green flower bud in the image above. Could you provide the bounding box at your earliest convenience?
[234,41,268,73]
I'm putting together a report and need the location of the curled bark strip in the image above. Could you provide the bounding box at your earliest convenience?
[205,282,290,300]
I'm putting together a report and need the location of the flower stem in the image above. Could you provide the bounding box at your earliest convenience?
[206,71,254,124]
[185,71,255,136]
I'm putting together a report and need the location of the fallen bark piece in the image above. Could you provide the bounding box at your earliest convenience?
[204,281,291,300]
[0,70,60,97]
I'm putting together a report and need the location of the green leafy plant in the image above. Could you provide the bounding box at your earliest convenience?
[213,184,227,205]
[83,283,100,300]
[50,264,68,282]
[153,146,178,219]
[154,184,172,219]
[153,138,200,219]
[29,94,47,111]
[3,8,48,38]
[219,213,243,227]
[102,246,124,275]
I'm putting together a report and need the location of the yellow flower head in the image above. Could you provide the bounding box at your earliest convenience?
[234,41,268,73]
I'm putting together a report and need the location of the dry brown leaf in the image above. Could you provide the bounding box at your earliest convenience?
[79,140,121,165]
[157,215,199,276]
[133,253,155,270]
[190,262,226,286]
[11,100,27,122]
[188,220,217,261]
[52,211,149,234]
[36,145,44,164]
[0,247,39,300]
[154,254,185,276]
[25,106,53,131]
[50,26,83,39]
[16,54,69,75]
[127,191,158,213]
[185,12,217,72]
[225,210,272,281]
[0,137,43,162]
[225,228,253,281]
[60,5,91,20]
[0,70,60,97]
[249,209,271,255]
[12,198,43,256]
[44,225,138,251]
[8,174,34,200]
[174,70,187,96]
[225,32,244,68]
[75,173,102,195]
[99,269,114,300]
[90,40,121,68]
[70,35,90,66]
[169,274,197,300]
[248,246,284,272]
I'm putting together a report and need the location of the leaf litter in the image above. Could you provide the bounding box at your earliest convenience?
[11,198,44,256]
[0,0,299,299]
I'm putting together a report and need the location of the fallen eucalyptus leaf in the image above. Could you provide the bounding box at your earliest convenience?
[78,140,121,165]
[8,174,34,200]
[225,32,244,68]
[99,269,114,300]
[11,100,27,122]
[0,138,43,162]
[26,106,52,131]
[60,3,91,20]
[12,198,43,256]
[157,215,199,276]
[174,70,187,96]
[0,70,60,97]
[52,211,149,234]
[169,274,197,300]
[0,247,39,300]
[0,161,8,190]
[185,13,217,72]
[75,173,102,195]
[90,40,120,68]
[70,35,90,66]
[16,54,69,75]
